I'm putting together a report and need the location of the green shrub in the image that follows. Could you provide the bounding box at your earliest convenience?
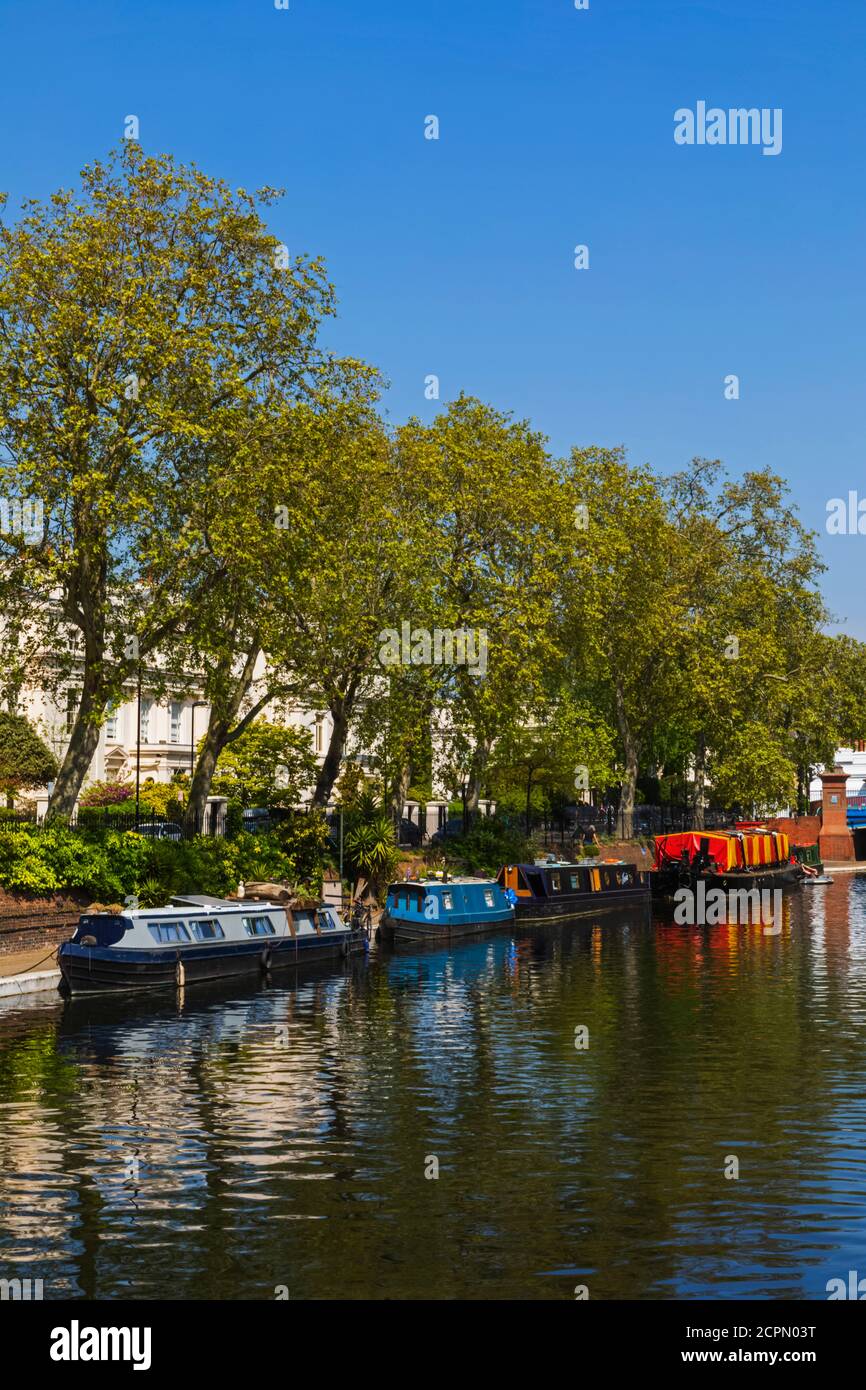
[443,816,532,877]
[341,794,399,892]
[0,822,327,903]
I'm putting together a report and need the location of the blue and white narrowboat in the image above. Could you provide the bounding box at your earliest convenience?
[497,858,651,922]
[379,877,515,944]
[58,893,363,995]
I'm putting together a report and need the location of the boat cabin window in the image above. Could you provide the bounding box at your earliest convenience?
[148,921,190,944]
[74,915,132,947]
[568,873,580,891]
[190,918,225,941]
[319,910,337,930]
[442,891,454,911]
[243,915,276,937]
[549,873,561,893]
[483,890,495,908]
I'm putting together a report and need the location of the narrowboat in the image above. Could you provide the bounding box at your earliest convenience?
[496,858,651,922]
[379,877,514,944]
[57,893,363,995]
[652,829,803,899]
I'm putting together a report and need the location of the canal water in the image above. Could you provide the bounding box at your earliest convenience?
[2,877,866,1301]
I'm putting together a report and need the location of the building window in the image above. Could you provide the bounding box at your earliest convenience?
[315,719,323,754]
[106,704,120,741]
[139,699,152,744]
[65,689,79,733]
[170,702,182,744]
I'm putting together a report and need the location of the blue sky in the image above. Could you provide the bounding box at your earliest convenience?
[1,0,864,632]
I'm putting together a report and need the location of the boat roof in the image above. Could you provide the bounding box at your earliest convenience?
[83,897,286,918]
[171,893,234,908]
[521,859,626,869]
[388,877,498,889]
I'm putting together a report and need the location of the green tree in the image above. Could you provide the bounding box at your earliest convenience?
[561,447,692,837]
[0,144,334,822]
[397,395,567,824]
[211,719,317,807]
[0,712,58,808]
[489,697,615,833]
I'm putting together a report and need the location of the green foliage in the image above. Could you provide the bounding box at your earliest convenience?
[137,778,185,819]
[212,720,317,807]
[342,794,400,889]
[273,808,329,890]
[0,142,336,822]
[0,713,58,803]
[442,816,532,876]
[0,821,328,902]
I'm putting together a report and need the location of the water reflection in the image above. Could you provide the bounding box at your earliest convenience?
[2,878,866,1299]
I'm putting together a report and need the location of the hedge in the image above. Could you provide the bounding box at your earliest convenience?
[0,826,319,902]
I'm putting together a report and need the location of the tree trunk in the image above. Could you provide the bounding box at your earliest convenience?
[614,682,639,840]
[311,684,359,809]
[465,737,492,830]
[182,643,263,836]
[691,732,707,831]
[45,675,107,823]
[390,762,411,824]
[185,719,227,834]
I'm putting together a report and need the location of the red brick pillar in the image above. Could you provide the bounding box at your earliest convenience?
[818,767,855,863]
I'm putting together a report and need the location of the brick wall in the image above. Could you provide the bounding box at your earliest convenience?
[0,888,90,958]
[765,816,821,847]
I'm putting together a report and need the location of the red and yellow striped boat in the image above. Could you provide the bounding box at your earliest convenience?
[653,828,802,898]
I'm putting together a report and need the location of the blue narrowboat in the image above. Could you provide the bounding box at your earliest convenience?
[497,858,651,922]
[379,877,515,944]
[58,893,363,995]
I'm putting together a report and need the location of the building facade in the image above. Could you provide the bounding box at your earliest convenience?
[809,744,866,804]
[17,674,333,813]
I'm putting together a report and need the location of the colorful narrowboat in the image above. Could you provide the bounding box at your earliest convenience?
[496,858,651,922]
[379,877,515,944]
[652,829,803,898]
[58,893,363,995]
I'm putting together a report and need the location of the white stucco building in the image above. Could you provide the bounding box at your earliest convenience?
[808,744,866,804]
[17,665,333,813]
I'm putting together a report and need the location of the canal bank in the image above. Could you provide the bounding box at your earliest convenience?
[0,946,61,997]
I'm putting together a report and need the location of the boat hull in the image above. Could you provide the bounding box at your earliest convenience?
[651,863,802,899]
[58,931,364,995]
[379,908,514,945]
[512,886,650,923]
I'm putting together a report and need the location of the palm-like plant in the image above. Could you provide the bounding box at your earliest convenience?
[344,797,400,893]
